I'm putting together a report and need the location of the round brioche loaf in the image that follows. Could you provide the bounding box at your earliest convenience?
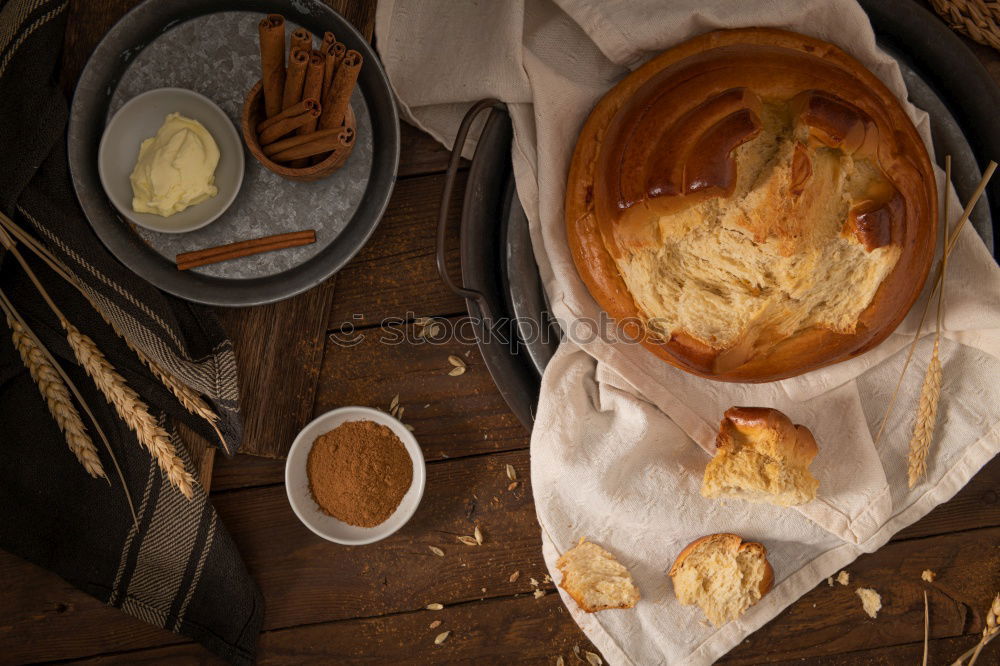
[565,28,937,382]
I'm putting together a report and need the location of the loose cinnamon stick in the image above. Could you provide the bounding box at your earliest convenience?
[176,231,316,271]
[257,14,286,118]
[262,127,340,157]
[321,31,335,51]
[319,49,362,130]
[257,99,320,144]
[290,28,312,53]
[281,47,309,111]
[269,130,352,162]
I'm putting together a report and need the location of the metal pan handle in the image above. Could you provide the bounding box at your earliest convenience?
[435,98,503,321]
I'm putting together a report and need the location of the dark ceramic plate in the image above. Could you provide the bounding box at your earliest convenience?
[68,0,399,306]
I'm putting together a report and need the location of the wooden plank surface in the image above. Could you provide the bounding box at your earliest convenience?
[214,279,335,458]
[10,511,998,664]
[326,172,468,330]
[70,595,593,665]
[6,1,995,665]
[398,123,461,178]
[314,314,527,462]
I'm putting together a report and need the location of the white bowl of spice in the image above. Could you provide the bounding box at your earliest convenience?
[285,406,426,545]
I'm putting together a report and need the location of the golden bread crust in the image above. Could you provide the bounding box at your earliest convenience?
[668,533,774,604]
[721,406,819,468]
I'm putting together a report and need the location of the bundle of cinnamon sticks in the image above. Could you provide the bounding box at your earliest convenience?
[256,15,362,165]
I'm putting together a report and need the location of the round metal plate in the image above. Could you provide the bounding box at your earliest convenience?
[68,0,399,306]
[860,0,1000,245]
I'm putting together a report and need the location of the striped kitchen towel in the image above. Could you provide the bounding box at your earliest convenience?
[0,0,262,662]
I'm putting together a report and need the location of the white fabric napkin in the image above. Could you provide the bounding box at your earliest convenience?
[375,1,1000,663]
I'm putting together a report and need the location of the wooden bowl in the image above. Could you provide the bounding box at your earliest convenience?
[241,80,356,182]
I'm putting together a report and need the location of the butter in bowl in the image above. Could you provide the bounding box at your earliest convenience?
[98,87,244,234]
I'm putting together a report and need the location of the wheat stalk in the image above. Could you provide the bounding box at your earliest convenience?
[906,156,956,488]
[5,312,105,478]
[0,212,224,445]
[127,340,226,446]
[908,324,942,487]
[0,225,200,498]
[0,290,137,524]
[66,324,195,499]
[951,593,1000,665]
[875,160,995,483]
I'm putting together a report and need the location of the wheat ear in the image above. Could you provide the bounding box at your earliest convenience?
[66,324,195,499]
[907,156,952,488]
[4,312,105,478]
[952,593,1000,665]
[129,343,227,446]
[0,290,137,524]
[0,229,196,500]
[908,339,941,487]
[875,160,995,452]
[0,212,225,446]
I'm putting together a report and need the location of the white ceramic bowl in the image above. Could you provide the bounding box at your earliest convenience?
[98,87,244,234]
[285,406,426,545]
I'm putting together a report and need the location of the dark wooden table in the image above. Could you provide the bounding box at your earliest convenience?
[2,1,999,663]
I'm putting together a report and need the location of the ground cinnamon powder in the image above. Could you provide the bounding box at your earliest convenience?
[306,419,412,527]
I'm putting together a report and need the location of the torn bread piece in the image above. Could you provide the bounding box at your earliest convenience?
[556,538,640,612]
[669,533,773,626]
[701,407,820,507]
[856,587,882,618]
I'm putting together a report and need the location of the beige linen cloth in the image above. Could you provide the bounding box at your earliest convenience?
[376,1,1000,663]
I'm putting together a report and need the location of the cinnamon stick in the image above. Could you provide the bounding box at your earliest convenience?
[257,98,320,144]
[299,51,326,135]
[290,27,312,53]
[262,127,341,157]
[257,14,286,119]
[269,130,352,162]
[322,41,347,102]
[319,49,362,130]
[281,47,309,111]
[176,231,316,271]
[321,31,335,51]
[257,98,317,132]
[287,50,329,167]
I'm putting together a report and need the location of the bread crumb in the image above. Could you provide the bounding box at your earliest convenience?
[856,588,881,618]
[827,577,834,586]
[530,578,539,587]
[534,588,546,599]
[921,569,936,582]
[836,571,850,586]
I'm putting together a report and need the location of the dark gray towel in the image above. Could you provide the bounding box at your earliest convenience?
[0,0,263,662]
